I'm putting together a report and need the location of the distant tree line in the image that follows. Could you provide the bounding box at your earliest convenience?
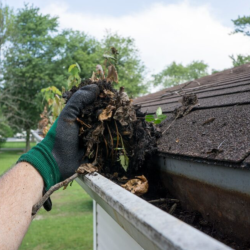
[0,4,146,150]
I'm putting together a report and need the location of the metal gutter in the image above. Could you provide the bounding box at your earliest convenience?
[158,155,250,244]
[31,130,43,142]
[158,152,250,169]
[76,174,231,250]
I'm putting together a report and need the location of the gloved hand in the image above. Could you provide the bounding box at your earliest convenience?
[18,85,99,210]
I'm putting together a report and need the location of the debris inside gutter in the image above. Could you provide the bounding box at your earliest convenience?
[143,177,250,250]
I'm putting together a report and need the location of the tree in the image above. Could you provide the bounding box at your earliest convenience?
[230,54,250,67]
[152,61,209,88]
[56,29,102,80]
[2,5,65,151]
[0,107,13,142]
[0,4,15,140]
[232,15,250,36]
[101,32,147,98]
[230,15,250,67]
[0,3,15,61]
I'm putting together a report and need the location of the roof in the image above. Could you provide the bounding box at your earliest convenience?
[134,63,250,166]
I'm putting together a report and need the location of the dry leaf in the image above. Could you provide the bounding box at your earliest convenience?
[113,172,119,178]
[96,64,105,79]
[98,105,115,121]
[90,71,97,82]
[120,91,129,102]
[107,65,119,83]
[85,124,104,156]
[76,163,98,174]
[113,106,137,126]
[121,175,148,196]
[103,89,115,98]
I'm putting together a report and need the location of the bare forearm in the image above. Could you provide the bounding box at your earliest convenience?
[0,162,43,250]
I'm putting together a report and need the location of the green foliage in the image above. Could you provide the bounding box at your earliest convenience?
[41,86,62,101]
[103,54,116,61]
[0,3,15,51]
[102,32,147,98]
[230,54,250,67]
[232,15,250,36]
[68,63,81,88]
[119,135,129,171]
[119,154,129,171]
[0,141,36,149]
[0,107,13,140]
[57,29,102,81]
[152,61,209,88]
[2,5,66,138]
[0,151,24,175]
[41,86,65,121]
[231,15,250,67]
[145,107,167,124]
[211,69,220,74]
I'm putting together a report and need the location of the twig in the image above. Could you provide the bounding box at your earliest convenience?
[168,199,179,203]
[92,144,99,166]
[76,117,92,128]
[162,118,177,134]
[106,123,114,160]
[32,173,79,216]
[218,139,226,149]
[169,203,177,215]
[106,123,113,147]
[114,120,120,149]
[148,198,179,204]
[148,198,166,204]
[103,135,109,156]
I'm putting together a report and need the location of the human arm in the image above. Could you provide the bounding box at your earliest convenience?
[0,162,43,250]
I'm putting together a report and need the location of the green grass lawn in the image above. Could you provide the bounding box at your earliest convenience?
[0,143,93,250]
[0,141,36,148]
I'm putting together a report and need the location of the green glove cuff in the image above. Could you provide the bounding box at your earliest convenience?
[17,120,61,190]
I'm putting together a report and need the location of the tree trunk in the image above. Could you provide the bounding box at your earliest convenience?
[25,129,30,152]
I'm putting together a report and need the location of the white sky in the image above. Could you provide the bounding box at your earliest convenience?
[38,1,250,76]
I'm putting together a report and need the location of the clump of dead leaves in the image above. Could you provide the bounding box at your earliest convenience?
[121,175,149,196]
[63,79,161,196]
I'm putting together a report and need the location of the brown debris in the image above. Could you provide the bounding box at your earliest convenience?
[103,89,115,98]
[121,175,149,196]
[202,117,215,126]
[98,105,116,121]
[38,107,49,136]
[64,79,161,176]
[76,163,98,174]
[174,93,198,119]
[206,148,224,156]
[107,65,119,83]
[182,93,198,106]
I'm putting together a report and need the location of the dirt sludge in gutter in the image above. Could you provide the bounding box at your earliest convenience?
[103,161,248,250]
[140,176,250,250]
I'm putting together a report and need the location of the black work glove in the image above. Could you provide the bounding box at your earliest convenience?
[18,85,99,210]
